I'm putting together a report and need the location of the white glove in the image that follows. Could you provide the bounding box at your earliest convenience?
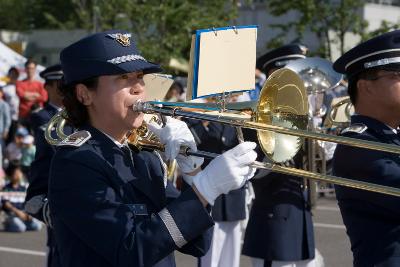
[147,117,204,173]
[192,142,257,205]
[181,172,196,186]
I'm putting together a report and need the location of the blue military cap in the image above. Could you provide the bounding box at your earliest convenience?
[60,30,162,85]
[333,30,400,77]
[256,43,307,74]
[40,64,63,81]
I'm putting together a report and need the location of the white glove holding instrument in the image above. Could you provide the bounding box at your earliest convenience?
[147,117,204,173]
[192,141,257,205]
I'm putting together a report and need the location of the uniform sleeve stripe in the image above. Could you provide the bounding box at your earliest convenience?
[158,208,187,248]
[152,151,168,188]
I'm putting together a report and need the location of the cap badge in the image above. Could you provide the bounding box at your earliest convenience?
[299,45,308,55]
[107,33,131,47]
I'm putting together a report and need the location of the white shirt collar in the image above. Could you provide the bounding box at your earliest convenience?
[100,131,127,148]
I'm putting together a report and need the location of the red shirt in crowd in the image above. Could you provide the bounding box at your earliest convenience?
[16,80,48,119]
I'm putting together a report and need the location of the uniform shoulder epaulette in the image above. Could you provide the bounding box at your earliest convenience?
[31,107,43,114]
[39,123,48,131]
[57,130,91,147]
[341,123,368,135]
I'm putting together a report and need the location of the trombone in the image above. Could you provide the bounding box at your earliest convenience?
[45,68,400,197]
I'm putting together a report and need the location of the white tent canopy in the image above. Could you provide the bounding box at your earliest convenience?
[0,40,44,82]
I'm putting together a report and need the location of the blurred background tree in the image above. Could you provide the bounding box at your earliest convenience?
[264,0,400,59]
[0,0,239,72]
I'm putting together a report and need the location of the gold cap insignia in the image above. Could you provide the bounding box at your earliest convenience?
[299,44,308,55]
[107,33,131,47]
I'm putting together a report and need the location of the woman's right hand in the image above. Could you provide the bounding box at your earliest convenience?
[191,142,257,205]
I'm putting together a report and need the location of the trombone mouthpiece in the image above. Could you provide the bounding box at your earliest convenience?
[132,100,146,112]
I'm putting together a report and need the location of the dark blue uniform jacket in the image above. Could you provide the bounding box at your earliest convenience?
[27,104,67,267]
[48,125,214,267]
[242,129,315,261]
[28,103,60,205]
[333,115,400,267]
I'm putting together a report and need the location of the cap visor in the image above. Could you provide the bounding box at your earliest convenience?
[117,60,163,75]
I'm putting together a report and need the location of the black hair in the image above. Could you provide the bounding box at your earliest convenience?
[171,81,184,95]
[24,58,37,67]
[5,160,21,177]
[8,67,19,77]
[347,76,358,105]
[347,68,382,105]
[59,77,99,128]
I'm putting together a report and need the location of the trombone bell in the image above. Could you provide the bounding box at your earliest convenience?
[257,68,308,162]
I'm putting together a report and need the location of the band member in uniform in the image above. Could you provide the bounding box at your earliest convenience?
[30,64,64,135]
[242,44,316,267]
[26,64,65,223]
[333,30,400,267]
[184,104,246,267]
[48,30,257,267]
[25,64,66,267]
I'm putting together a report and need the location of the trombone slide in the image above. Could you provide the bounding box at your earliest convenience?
[136,138,400,198]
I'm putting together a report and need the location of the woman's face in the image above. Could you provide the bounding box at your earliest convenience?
[85,71,146,137]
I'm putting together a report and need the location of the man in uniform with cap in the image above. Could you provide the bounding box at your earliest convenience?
[242,44,316,267]
[48,30,257,267]
[24,64,67,267]
[30,64,64,135]
[26,64,65,223]
[333,30,400,267]
[256,44,307,74]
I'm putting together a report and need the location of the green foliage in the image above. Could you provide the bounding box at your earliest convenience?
[0,0,79,30]
[265,0,369,59]
[0,0,34,30]
[360,20,400,41]
[0,0,239,72]
[126,0,238,68]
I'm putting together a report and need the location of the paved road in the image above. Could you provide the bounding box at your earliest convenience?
[0,196,352,267]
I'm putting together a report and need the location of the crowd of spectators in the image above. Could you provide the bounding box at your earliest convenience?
[0,59,47,232]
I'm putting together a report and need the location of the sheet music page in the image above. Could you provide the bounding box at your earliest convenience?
[195,27,257,98]
[144,74,174,101]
